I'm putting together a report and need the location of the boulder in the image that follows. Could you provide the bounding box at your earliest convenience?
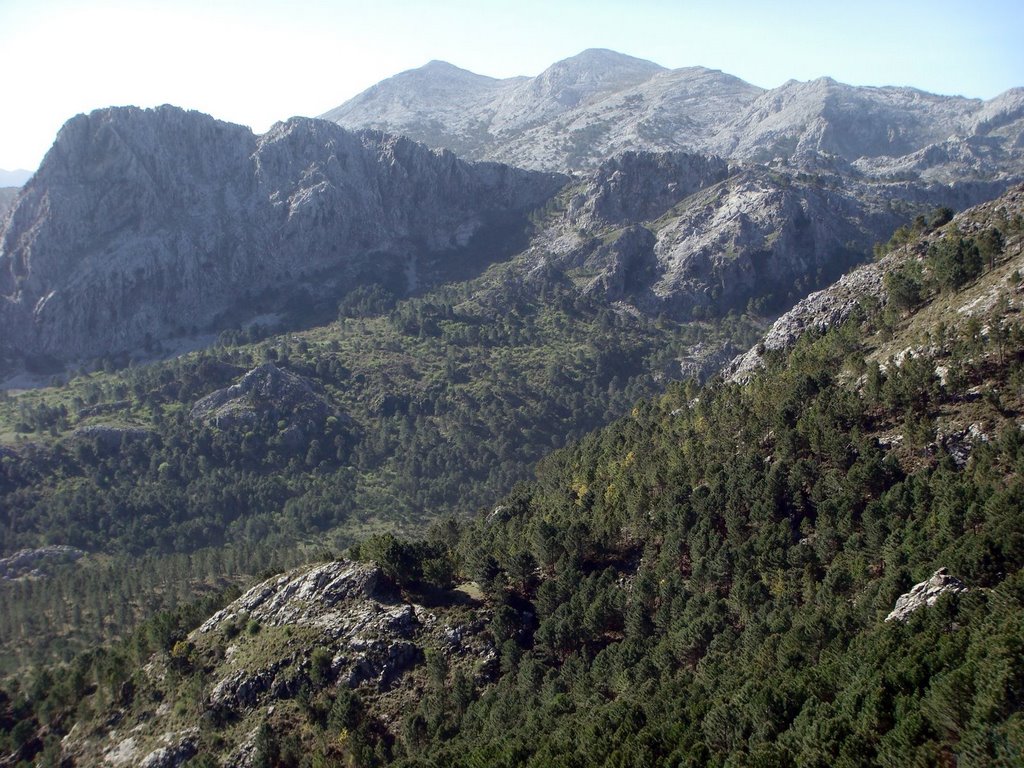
[885,568,968,622]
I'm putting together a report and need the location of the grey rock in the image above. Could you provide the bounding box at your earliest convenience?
[941,423,991,468]
[0,106,564,365]
[201,560,425,713]
[566,151,731,228]
[325,50,1024,181]
[726,183,1024,381]
[138,730,199,768]
[209,663,284,711]
[678,342,738,383]
[725,256,886,382]
[189,362,331,437]
[886,568,968,622]
[0,545,85,579]
[0,187,18,221]
[541,158,1004,325]
[198,560,391,633]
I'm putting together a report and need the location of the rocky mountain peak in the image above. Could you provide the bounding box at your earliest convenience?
[325,50,1023,179]
[0,105,565,369]
[196,560,395,634]
[531,48,664,94]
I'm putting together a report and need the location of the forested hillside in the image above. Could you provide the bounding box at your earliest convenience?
[0,237,761,672]
[3,189,1021,765]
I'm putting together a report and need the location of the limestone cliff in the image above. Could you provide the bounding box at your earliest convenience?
[0,106,564,366]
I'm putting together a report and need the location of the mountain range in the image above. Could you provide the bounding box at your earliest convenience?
[0,169,32,187]
[1,50,1020,376]
[324,48,1024,180]
[0,106,561,370]
[1,47,1023,768]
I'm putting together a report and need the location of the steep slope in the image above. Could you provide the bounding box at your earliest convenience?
[324,50,1024,180]
[322,60,526,158]
[728,184,1024,380]
[14,182,1024,768]
[5,100,1012,380]
[521,150,1011,321]
[0,188,16,221]
[708,77,979,164]
[0,105,564,367]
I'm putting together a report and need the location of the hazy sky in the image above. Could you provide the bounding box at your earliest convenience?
[1,0,1022,171]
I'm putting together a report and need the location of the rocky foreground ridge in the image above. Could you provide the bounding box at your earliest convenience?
[60,559,495,767]
[325,49,1024,179]
[0,105,563,367]
[58,552,982,765]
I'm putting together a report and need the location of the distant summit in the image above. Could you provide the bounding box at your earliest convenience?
[323,49,1024,179]
[0,169,32,186]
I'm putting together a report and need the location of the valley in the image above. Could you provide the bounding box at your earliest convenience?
[0,47,1022,767]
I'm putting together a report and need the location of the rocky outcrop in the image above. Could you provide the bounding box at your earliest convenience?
[0,545,85,579]
[138,730,199,768]
[189,363,334,444]
[0,187,17,221]
[325,49,1024,180]
[566,151,730,228]
[0,105,565,366]
[940,423,990,468]
[197,559,393,633]
[885,569,968,622]
[199,561,427,715]
[726,256,887,382]
[539,160,983,323]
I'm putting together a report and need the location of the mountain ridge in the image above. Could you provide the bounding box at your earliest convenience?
[0,105,564,369]
[324,50,1024,178]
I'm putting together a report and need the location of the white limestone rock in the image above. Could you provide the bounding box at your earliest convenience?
[885,569,968,622]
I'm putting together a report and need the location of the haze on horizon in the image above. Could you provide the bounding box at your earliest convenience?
[1,0,1022,172]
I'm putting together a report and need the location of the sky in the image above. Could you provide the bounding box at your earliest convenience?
[1,0,1022,171]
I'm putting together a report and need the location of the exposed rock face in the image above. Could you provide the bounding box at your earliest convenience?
[886,569,968,622]
[536,154,1009,322]
[940,423,990,468]
[0,545,85,579]
[566,151,731,227]
[138,730,199,768]
[197,560,392,634]
[325,49,1024,180]
[4,83,1020,372]
[199,561,427,715]
[725,183,1024,381]
[0,105,565,365]
[0,187,17,221]
[726,256,887,382]
[189,362,332,440]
